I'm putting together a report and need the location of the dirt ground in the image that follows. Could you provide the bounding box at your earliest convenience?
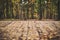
[0,21,60,40]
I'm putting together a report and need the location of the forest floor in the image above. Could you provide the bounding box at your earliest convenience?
[0,19,58,21]
[0,21,60,40]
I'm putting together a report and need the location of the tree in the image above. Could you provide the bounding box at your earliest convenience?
[58,0,60,20]
[0,0,5,19]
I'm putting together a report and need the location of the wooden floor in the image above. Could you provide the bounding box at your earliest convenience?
[0,21,60,40]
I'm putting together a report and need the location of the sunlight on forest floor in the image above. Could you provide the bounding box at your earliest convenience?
[0,21,60,40]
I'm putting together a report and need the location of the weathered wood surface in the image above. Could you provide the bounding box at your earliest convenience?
[0,21,60,40]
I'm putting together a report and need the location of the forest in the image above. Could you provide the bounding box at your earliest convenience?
[0,0,60,40]
[0,0,59,20]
